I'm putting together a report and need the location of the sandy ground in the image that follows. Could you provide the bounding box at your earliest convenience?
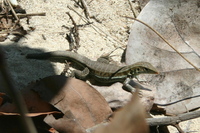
[1,0,199,132]
[1,0,139,90]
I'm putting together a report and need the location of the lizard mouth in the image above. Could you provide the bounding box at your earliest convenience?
[150,71,159,74]
[155,71,159,74]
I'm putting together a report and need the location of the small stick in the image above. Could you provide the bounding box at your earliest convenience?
[123,16,200,72]
[127,0,137,18]
[6,0,19,21]
[68,5,126,47]
[171,124,184,133]
[147,109,200,126]
[0,31,25,36]
[0,12,46,18]
[66,12,80,49]
[66,32,75,50]
[80,0,91,19]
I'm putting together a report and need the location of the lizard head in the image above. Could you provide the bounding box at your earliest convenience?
[129,62,159,77]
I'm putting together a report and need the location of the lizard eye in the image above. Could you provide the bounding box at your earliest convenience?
[136,68,141,72]
[137,67,147,73]
[143,68,147,71]
[144,68,149,72]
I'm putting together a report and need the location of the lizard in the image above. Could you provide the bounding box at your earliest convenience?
[26,51,159,91]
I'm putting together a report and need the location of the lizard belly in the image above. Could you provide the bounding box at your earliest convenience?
[85,62,129,84]
[89,70,128,84]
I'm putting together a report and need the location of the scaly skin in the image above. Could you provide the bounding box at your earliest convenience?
[26,51,159,84]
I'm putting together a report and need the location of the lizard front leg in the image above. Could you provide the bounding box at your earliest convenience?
[122,78,137,93]
[122,78,151,95]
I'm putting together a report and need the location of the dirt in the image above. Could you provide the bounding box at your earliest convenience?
[1,0,198,132]
[1,0,141,90]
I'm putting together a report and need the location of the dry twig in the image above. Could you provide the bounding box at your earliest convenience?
[80,0,91,19]
[68,5,126,48]
[87,109,200,133]
[66,12,80,50]
[147,109,200,126]
[0,12,46,18]
[127,0,137,18]
[5,0,19,21]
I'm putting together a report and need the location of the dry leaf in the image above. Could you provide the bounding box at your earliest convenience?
[0,86,63,132]
[0,87,63,118]
[126,0,200,115]
[28,75,112,133]
[0,111,61,133]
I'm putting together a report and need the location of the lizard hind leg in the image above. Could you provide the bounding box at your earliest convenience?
[71,67,90,80]
[97,54,112,64]
[97,46,125,64]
